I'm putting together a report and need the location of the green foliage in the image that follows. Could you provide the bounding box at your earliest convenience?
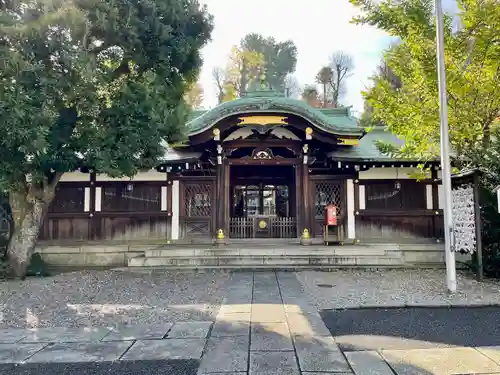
[240,33,298,92]
[0,0,213,189]
[351,0,500,276]
[351,0,500,165]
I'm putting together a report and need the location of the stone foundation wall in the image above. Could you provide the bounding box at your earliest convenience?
[33,242,471,268]
[35,244,150,267]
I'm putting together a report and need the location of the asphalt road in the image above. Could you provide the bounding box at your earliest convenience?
[0,359,199,375]
[320,306,500,351]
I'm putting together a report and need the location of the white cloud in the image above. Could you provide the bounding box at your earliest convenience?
[199,0,393,114]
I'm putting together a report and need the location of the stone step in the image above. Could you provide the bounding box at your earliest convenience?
[145,248,397,258]
[145,245,399,258]
[128,254,404,268]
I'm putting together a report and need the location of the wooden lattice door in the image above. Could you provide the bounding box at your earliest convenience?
[180,181,215,238]
[312,180,345,237]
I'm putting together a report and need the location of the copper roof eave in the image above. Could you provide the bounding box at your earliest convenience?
[185,96,363,137]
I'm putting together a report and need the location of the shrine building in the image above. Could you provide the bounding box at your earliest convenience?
[37,87,447,267]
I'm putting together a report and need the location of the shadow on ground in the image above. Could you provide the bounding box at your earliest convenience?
[320,306,500,351]
[0,359,199,375]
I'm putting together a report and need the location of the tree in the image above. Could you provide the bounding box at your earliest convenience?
[225,46,264,97]
[240,33,298,91]
[315,66,334,107]
[351,0,500,164]
[0,0,213,277]
[212,67,226,104]
[328,52,354,106]
[352,0,500,276]
[212,46,264,102]
[185,80,204,109]
[313,52,354,108]
[284,74,302,99]
[301,85,321,108]
[360,57,402,128]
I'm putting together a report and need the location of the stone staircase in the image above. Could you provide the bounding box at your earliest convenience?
[127,243,446,270]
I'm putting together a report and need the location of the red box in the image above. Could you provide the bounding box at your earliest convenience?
[325,205,337,226]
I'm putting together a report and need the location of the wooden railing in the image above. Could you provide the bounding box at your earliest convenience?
[229,217,297,239]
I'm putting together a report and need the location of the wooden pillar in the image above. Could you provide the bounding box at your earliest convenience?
[224,164,230,236]
[215,162,225,234]
[353,170,360,242]
[301,163,311,235]
[295,165,302,238]
[431,168,440,239]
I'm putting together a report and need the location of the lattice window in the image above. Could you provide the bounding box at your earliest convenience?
[49,184,85,213]
[364,181,425,210]
[102,183,161,212]
[184,184,212,217]
[314,182,341,217]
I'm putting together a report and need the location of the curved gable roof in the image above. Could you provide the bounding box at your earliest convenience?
[186,92,363,137]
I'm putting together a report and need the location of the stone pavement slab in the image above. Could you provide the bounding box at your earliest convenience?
[294,335,350,373]
[27,342,131,363]
[381,347,500,375]
[283,301,318,314]
[249,351,300,375]
[0,343,47,363]
[20,327,111,343]
[252,291,281,304]
[345,351,394,375]
[102,324,173,341]
[251,304,286,323]
[122,339,205,361]
[197,336,249,373]
[211,314,250,337]
[0,329,29,344]
[477,347,500,365]
[251,322,293,352]
[286,312,331,337]
[167,322,212,339]
[219,304,252,314]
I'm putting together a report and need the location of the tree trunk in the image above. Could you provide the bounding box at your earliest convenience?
[7,186,55,279]
[322,83,327,108]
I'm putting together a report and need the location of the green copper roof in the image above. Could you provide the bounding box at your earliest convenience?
[186,90,362,136]
[328,127,406,162]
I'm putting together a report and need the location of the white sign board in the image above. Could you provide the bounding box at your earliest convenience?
[451,184,476,254]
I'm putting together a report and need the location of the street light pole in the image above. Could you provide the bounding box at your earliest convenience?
[435,0,457,293]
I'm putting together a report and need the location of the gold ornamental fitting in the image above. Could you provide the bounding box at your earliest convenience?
[302,228,310,240]
[216,229,225,240]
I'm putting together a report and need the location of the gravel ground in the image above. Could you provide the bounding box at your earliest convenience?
[296,269,500,309]
[0,270,230,329]
[2,268,500,330]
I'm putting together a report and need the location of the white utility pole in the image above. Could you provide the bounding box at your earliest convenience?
[435,0,457,293]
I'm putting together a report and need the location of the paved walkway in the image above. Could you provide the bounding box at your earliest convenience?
[2,271,500,374]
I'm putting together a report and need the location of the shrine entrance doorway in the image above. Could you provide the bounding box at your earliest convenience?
[229,165,297,239]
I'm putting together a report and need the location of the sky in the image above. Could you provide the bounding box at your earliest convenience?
[198,0,459,117]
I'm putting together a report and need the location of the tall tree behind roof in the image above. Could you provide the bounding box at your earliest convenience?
[240,33,298,92]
